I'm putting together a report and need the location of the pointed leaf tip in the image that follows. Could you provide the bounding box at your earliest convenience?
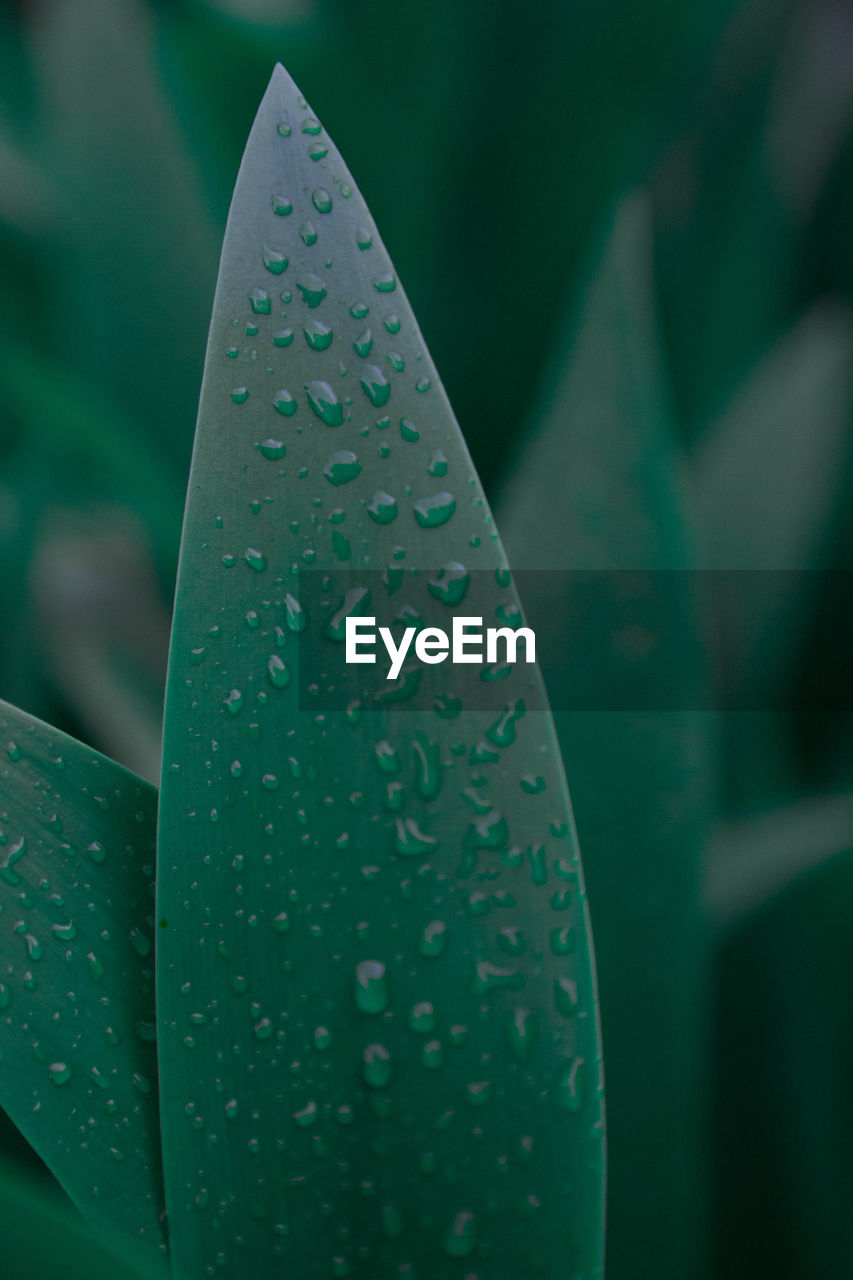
[158,67,604,1280]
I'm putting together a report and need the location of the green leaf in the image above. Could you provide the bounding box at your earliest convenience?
[157,65,604,1279]
[653,0,849,429]
[0,344,174,773]
[0,128,56,238]
[28,0,219,471]
[714,833,853,1278]
[498,194,716,1280]
[29,507,169,784]
[706,791,853,933]
[163,0,738,493]
[0,1154,162,1280]
[696,303,853,572]
[0,699,165,1265]
[693,303,853,810]
[0,341,184,563]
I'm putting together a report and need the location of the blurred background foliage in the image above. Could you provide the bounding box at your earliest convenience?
[0,0,852,1276]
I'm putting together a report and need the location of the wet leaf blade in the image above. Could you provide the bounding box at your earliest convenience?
[0,699,165,1264]
[0,1153,163,1280]
[715,835,853,1277]
[158,64,604,1280]
[706,791,853,933]
[28,0,219,470]
[499,194,716,1280]
[0,341,184,561]
[694,304,853,808]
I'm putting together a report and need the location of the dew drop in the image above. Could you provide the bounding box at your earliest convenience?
[353,328,373,358]
[354,959,388,1014]
[260,439,286,460]
[296,274,327,308]
[408,1001,436,1032]
[419,919,447,957]
[414,492,456,528]
[465,1080,494,1107]
[306,381,344,426]
[444,1211,476,1258]
[332,530,351,561]
[508,1007,538,1064]
[521,774,546,794]
[284,593,306,632]
[472,961,523,994]
[557,1057,586,1112]
[263,246,289,274]
[554,976,579,1017]
[267,655,292,689]
[428,562,470,605]
[224,688,244,715]
[550,925,574,955]
[367,490,398,524]
[326,586,371,640]
[304,319,333,351]
[360,364,390,407]
[422,1039,443,1069]
[486,698,526,747]
[324,450,362,486]
[362,1042,392,1088]
[293,1100,318,1127]
[394,817,438,856]
[245,548,267,572]
[130,928,152,957]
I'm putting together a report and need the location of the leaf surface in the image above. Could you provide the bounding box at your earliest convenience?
[715,830,853,1278]
[28,0,219,471]
[0,699,165,1264]
[0,1154,162,1280]
[694,303,853,809]
[158,64,604,1280]
[498,194,716,1280]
